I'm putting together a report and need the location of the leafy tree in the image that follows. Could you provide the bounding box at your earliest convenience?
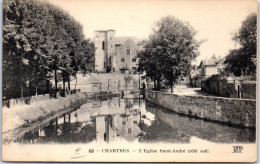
[3,0,95,100]
[22,0,53,95]
[138,16,201,92]
[79,39,95,75]
[3,0,30,98]
[224,13,257,79]
[138,40,164,90]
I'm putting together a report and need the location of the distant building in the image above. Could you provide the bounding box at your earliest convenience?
[94,30,139,74]
[190,55,225,87]
[190,69,204,87]
[198,57,225,78]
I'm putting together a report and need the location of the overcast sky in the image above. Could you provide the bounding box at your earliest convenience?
[47,0,257,64]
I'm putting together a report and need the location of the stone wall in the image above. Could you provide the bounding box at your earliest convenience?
[146,102,255,143]
[95,73,140,91]
[241,82,256,99]
[94,31,107,72]
[145,90,256,128]
[201,79,256,99]
[69,73,141,92]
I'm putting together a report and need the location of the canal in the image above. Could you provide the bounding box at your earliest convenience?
[18,97,255,144]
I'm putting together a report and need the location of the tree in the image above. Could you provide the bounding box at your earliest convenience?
[22,0,53,95]
[211,54,216,59]
[138,16,201,92]
[138,40,164,90]
[3,0,30,98]
[224,13,257,79]
[78,40,95,75]
[3,0,95,100]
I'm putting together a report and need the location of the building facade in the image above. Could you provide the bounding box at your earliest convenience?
[189,56,225,87]
[94,30,139,74]
[198,57,224,78]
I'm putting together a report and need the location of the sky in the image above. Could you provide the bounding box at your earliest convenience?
[47,0,257,64]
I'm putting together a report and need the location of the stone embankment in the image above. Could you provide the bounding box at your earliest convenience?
[2,91,120,141]
[146,102,255,143]
[145,90,256,128]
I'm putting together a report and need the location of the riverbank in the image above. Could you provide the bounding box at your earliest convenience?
[3,93,84,133]
[145,90,256,128]
[2,91,121,142]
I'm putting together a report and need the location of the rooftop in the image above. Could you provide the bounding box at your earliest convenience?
[94,29,115,32]
[199,57,225,67]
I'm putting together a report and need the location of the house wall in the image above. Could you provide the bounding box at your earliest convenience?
[205,66,218,77]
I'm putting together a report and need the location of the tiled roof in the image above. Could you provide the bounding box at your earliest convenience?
[202,59,215,65]
[200,58,224,66]
[94,29,115,32]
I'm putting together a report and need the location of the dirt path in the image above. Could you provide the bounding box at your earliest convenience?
[160,85,220,97]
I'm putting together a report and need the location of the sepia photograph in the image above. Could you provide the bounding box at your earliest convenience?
[2,0,257,162]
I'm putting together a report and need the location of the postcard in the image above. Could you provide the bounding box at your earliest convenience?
[2,0,257,162]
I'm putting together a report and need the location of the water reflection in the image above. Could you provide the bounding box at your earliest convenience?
[19,97,255,144]
[145,102,255,143]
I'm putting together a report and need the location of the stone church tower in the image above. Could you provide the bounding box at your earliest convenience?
[94,29,138,74]
[94,30,115,72]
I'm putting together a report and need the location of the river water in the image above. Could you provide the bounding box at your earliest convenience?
[20,97,255,144]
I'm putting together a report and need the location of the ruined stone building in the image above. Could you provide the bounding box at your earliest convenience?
[94,30,139,74]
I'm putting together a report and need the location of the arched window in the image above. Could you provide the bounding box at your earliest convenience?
[121,57,125,62]
[126,48,130,55]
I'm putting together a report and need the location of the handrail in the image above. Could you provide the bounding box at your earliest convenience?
[2,89,81,108]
